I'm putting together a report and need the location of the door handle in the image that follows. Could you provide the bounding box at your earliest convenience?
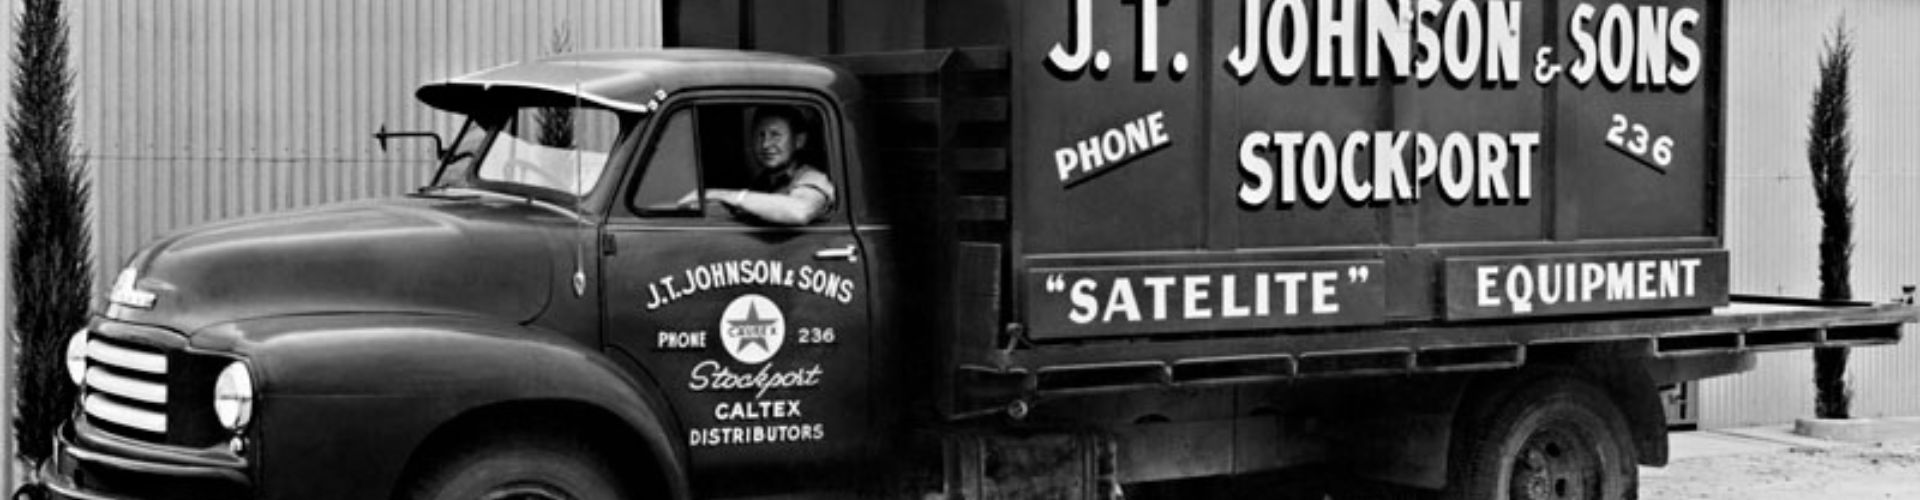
[814,244,859,262]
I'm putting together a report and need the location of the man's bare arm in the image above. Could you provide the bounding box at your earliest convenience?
[704,188,828,226]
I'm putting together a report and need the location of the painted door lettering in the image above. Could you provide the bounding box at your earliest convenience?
[656,330,708,350]
[796,327,837,345]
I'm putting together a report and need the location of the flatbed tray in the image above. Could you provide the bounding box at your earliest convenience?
[957,296,1915,399]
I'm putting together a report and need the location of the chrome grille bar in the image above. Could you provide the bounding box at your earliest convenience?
[85,367,168,404]
[87,340,168,374]
[83,394,167,434]
[79,331,170,438]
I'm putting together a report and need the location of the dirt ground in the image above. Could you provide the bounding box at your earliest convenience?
[1640,440,1920,500]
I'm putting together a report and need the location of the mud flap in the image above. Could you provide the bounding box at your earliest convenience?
[943,429,1119,500]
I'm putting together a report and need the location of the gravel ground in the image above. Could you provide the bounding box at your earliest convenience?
[1640,440,1920,500]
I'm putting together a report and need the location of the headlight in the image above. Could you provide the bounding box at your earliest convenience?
[64,329,89,386]
[213,362,254,432]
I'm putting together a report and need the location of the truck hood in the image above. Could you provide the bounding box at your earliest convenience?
[117,195,573,333]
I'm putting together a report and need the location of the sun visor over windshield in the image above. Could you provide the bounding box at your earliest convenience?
[416,81,655,115]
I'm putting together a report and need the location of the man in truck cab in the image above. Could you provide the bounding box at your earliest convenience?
[680,106,835,225]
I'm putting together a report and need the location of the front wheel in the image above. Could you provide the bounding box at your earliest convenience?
[1442,375,1639,500]
[406,429,628,500]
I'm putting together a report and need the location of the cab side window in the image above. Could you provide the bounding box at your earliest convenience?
[629,101,837,225]
[632,109,699,212]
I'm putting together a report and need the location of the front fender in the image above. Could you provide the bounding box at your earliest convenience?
[191,314,689,500]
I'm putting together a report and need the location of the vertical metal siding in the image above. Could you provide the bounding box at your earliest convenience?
[68,0,660,287]
[0,1,664,492]
[1838,0,1920,423]
[1705,0,1920,428]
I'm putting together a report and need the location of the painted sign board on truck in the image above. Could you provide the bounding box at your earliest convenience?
[1013,0,1727,339]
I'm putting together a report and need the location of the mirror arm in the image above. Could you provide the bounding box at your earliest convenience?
[373,124,450,160]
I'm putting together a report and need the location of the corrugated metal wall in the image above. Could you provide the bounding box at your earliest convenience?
[0,0,659,490]
[69,0,660,284]
[1704,0,1920,428]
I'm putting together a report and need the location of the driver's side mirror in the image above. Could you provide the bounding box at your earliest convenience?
[372,124,450,160]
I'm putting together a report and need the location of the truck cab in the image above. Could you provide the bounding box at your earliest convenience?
[45,49,897,500]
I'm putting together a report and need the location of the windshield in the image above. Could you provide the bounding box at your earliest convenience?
[433,106,627,199]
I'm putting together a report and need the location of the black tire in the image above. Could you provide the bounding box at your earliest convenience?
[406,429,628,500]
[1442,375,1638,500]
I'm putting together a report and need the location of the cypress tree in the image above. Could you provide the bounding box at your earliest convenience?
[1807,21,1854,420]
[9,0,91,466]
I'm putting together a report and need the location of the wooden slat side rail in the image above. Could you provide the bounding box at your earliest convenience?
[955,196,1007,222]
[877,148,1007,173]
[869,98,1009,125]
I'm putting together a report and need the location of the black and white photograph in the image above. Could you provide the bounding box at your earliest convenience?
[1,1,1918,498]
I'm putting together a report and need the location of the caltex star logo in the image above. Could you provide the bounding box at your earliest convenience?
[727,303,777,353]
[718,294,785,364]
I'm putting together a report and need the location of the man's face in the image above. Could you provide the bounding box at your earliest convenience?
[753,116,805,171]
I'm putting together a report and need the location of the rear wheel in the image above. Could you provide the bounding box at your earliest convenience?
[1442,375,1638,500]
[406,429,628,500]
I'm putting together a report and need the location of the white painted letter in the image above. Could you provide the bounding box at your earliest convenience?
[1487,2,1522,83]
[1442,0,1484,82]
[1069,278,1099,324]
[1341,131,1373,202]
[1599,4,1634,85]
[1366,0,1413,79]
[1668,8,1702,86]
[1228,0,1265,78]
[1055,147,1079,182]
[1316,0,1359,79]
[1477,266,1502,307]
[1239,132,1275,207]
[1568,4,1597,84]
[1047,0,1094,73]
[1476,132,1510,200]
[1270,0,1312,77]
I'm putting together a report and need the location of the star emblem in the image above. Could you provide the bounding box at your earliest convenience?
[717,294,786,364]
[727,303,777,353]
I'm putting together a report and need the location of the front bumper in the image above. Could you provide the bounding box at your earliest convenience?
[41,421,249,500]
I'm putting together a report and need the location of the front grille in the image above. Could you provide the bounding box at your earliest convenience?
[76,321,233,448]
[82,333,171,437]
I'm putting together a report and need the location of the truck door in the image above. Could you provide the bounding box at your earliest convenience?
[601,96,872,489]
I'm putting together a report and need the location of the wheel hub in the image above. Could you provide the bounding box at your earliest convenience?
[1510,427,1600,500]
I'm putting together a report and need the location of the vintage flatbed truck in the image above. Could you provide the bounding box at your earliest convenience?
[39,0,1918,499]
